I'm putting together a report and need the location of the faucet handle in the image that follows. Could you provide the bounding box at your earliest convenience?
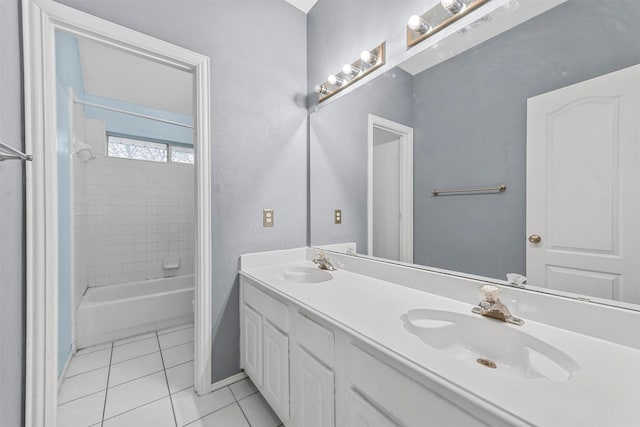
[313,250,326,263]
[480,284,500,303]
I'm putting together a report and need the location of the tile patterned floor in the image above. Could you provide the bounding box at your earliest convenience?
[57,325,283,427]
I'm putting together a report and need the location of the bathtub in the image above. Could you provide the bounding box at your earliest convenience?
[76,274,194,348]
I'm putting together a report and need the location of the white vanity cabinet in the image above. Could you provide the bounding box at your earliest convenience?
[291,311,336,427]
[240,274,493,427]
[345,344,486,427]
[240,278,290,422]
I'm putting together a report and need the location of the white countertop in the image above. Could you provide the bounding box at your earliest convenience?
[241,258,640,427]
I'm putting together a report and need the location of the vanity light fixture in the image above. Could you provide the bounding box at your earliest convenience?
[407,0,491,48]
[314,83,329,95]
[342,63,360,77]
[314,42,385,103]
[407,15,431,34]
[441,0,465,14]
[327,74,344,87]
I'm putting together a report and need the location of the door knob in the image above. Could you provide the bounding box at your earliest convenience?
[528,234,542,244]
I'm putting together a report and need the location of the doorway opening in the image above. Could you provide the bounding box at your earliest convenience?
[367,114,414,263]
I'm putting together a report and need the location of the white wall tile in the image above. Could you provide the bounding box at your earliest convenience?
[74,152,195,290]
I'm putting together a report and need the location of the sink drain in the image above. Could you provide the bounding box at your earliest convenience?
[476,358,497,369]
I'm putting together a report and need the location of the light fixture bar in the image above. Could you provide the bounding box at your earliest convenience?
[407,0,492,48]
[315,42,386,103]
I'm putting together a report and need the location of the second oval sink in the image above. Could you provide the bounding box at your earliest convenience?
[402,309,580,382]
[281,266,332,284]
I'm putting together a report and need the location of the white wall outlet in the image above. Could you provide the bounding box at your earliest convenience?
[334,209,342,224]
[263,209,274,227]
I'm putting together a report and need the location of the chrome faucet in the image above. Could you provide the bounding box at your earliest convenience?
[472,285,524,326]
[312,251,336,271]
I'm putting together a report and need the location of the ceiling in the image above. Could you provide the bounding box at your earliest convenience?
[77,1,318,116]
[77,37,193,116]
[284,0,318,13]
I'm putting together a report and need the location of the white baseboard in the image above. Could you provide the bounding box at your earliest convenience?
[209,371,248,393]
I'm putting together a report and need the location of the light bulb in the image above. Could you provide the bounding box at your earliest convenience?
[441,0,464,14]
[327,74,344,86]
[407,15,430,33]
[342,63,359,76]
[314,83,328,95]
[360,50,377,65]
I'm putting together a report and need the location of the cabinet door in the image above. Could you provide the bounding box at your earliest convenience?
[242,305,263,387]
[348,390,397,427]
[263,321,290,421]
[294,347,335,427]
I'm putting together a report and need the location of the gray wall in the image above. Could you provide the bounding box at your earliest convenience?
[308,0,640,280]
[0,1,306,417]
[310,68,413,250]
[0,0,25,425]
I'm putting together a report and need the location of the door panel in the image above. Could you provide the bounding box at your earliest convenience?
[527,65,640,304]
[294,347,335,427]
[242,304,263,386]
[263,321,290,421]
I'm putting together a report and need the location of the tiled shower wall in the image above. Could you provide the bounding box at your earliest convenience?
[73,114,195,291]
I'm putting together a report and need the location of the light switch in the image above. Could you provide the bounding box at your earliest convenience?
[263,209,274,227]
[334,209,342,224]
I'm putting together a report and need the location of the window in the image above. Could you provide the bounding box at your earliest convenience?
[107,135,194,164]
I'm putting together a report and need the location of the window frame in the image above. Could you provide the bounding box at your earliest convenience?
[106,133,194,164]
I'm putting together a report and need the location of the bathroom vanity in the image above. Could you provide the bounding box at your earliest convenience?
[240,248,640,427]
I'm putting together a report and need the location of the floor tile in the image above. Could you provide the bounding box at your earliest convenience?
[113,332,157,347]
[229,378,257,401]
[186,402,249,427]
[167,361,194,394]
[111,336,160,364]
[158,323,193,336]
[162,342,193,368]
[104,371,169,419]
[59,367,109,404]
[75,342,112,357]
[237,393,281,427]
[159,327,194,349]
[172,387,235,426]
[109,352,164,387]
[66,348,111,377]
[57,390,105,427]
[103,397,175,427]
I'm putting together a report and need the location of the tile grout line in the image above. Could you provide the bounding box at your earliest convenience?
[235,394,253,427]
[101,395,168,424]
[65,349,161,380]
[182,400,238,427]
[156,331,179,427]
[100,342,114,427]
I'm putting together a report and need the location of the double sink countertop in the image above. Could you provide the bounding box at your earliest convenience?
[240,252,640,427]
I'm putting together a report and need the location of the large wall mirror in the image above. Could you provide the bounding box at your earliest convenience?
[310,0,640,310]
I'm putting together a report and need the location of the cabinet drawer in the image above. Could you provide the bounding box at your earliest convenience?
[349,389,398,427]
[295,312,334,367]
[349,345,484,427]
[243,280,289,333]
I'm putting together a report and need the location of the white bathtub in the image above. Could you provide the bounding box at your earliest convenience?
[76,275,194,348]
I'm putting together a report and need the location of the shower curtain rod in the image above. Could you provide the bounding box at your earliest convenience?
[73,98,194,129]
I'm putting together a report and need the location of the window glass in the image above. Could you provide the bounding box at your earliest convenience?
[107,135,194,164]
[171,146,194,164]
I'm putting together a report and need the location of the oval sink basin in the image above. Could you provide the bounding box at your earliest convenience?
[402,309,580,381]
[281,266,332,284]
